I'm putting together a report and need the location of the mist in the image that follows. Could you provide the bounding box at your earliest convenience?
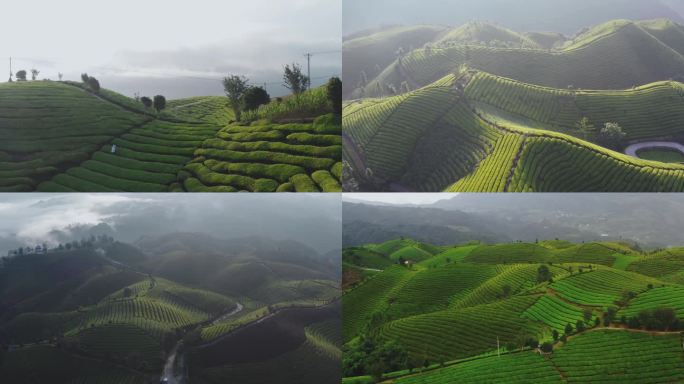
[0,194,341,256]
[344,193,684,249]
[344,0,684,36]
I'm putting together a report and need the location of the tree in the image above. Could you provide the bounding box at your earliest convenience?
[552,329,559,341]
[58,73,63,81]
[327,76,342,115]
[501,284,512,298]
[81,73,89,83]
[564,323,573,336]
[140,96,152,108]
[87,77,100,93]
[575,320,585,332]
[242,86,270,111]
[537,264,552,283]
[575,117,594,140]
[282,62,309,98]
[123,287,132,298]
[153,95,166,113]
[583,309,592,322]
[30,69,39,81]
[540,342,553,353]
[222,75,249,122]
[598,122,626,149]
[16,70,27,81]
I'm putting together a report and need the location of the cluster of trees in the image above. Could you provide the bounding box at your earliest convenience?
[137,95,167,113]
[343,335,410,381]
[81,73,101,93]
[222,75,269,122]
[11,68,40,82]
[536,264,553,283]
[623,308,679,331]
[574,117,626,149]
[222,62,342,122]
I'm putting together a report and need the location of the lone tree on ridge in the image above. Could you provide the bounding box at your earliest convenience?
[222,75,249,122]
[283,62,309,98]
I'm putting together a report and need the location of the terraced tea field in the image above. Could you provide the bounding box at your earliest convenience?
[1,236,342,383]
[343,18,684,192]
[343,238,684,382]
[344,72,684,192]
[1,80,340,192]
[358,20,684,98]
[184,115,342,192]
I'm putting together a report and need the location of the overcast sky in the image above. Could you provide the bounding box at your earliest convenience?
[2,0,341,98]
[342,193,453,205]
[0,194,341,255]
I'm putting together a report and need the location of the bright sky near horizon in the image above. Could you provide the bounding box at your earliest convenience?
[1,0,341,98]
[342,193,455,205]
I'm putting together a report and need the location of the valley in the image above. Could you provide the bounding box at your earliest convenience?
[343,19,684,191]
[0,233,341,384]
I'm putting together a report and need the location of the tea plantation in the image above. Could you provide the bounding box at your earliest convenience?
[0,80,340,192]
[343,19,684,192]
[342,238,684,383]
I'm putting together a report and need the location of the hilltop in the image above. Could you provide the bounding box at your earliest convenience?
[344,20,684,98]
[342,238,684,383]
[0,234,341,383]
[0,79,341,192]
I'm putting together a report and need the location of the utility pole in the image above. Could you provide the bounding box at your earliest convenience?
[8,57,12,82]
[304,53,312,90]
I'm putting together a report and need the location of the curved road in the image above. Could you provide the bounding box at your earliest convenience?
[160,302,244,384]
[624,141,684,158]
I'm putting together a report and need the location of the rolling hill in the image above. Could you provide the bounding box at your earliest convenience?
[0,80,341,192]
[342,238,684,383]
[344,68,684,192]
[346,19,684,100]
[0,234,341,383]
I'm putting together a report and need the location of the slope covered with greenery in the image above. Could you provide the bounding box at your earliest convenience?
[0,235,341,383]
[1,78,340,192]
[342,238,684,383]
[344,70,684,192]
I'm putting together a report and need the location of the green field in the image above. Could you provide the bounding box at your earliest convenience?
[343,238,684,382]
[343,19,684,192]
[1,80,340,192]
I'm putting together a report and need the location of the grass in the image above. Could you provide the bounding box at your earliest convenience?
[242,86,334,121]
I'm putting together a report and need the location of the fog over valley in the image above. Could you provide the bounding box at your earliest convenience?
[0,194,341,256]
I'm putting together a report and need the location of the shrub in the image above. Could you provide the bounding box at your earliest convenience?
[327,77,342,115]
[243,86,271,111]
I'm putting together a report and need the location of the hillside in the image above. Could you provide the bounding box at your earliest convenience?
[344,71,684,192]
[1,80,340,192]
[0,235,341,383]
[342,239,684,383]
[346,19,684,100]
